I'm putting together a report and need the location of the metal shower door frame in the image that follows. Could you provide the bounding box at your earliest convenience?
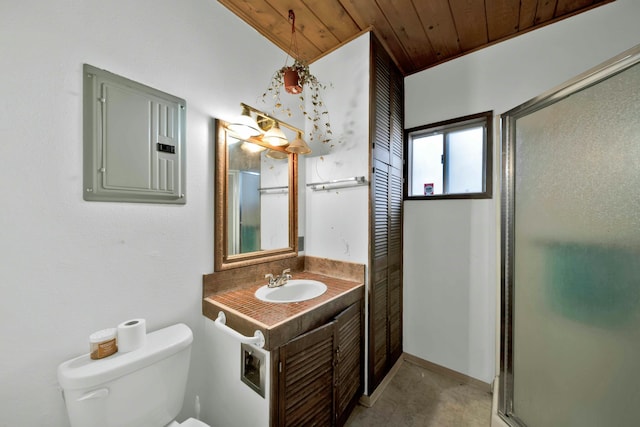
[498,43,640,427]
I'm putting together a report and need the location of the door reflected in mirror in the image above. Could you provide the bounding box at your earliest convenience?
[215,120,297,271]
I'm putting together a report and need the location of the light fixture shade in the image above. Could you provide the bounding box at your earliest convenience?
[241,141,267,153]
[228,106,261,139]
[266,149,288,160]
[227,135,241,145]
[263,122,289,146]
[286,132,311,154]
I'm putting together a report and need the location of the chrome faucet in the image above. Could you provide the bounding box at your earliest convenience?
[265,268,292,288]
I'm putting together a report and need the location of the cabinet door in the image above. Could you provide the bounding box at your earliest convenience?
[335,303,363,426]
[278,321,336,427]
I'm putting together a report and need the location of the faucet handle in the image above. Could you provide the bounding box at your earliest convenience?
[265,273,275,285]
[281,268,291,278]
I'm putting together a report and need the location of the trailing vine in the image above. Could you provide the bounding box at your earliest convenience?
[260,59,333,145]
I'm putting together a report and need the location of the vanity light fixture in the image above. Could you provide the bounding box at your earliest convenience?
[286,131,311,154]
[228,105,262,140]
[263,121,288,146]
[226,103,311,155]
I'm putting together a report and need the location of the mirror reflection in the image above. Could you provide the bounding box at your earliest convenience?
[227,136,290,254]
[214,119,298,271]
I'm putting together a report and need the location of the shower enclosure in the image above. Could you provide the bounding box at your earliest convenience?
[499,44,640,426]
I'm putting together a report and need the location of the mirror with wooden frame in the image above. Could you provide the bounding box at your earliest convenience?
[214,119,298,271]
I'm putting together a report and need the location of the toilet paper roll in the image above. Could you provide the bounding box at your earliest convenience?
[117,318,147,353]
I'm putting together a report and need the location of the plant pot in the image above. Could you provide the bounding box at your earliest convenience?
[283,68,303,94]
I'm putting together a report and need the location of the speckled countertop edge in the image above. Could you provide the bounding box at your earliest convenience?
[204,271,363,330]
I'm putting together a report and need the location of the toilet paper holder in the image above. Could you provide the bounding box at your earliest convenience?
[214,311,265,349]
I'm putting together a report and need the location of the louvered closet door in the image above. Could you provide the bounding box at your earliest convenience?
[369,33,404,394]
[371,34,403,170]
[387,58,404,362]
[335,303,363,427]
[278,321,336,427]
[390,65,404,171]
[373,48,391,165]
[370,161,403,387]
[371,158,390,389]
[388,165,403,361]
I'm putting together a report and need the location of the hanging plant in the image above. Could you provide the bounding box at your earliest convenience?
[259,10,333,145]
[283,65,303,94]
[261,59,332,144]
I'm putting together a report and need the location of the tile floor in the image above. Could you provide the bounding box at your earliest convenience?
[345,359,492,427]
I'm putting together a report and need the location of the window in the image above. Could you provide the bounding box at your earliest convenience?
[404,111,493,199]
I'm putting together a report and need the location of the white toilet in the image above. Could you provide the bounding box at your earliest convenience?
[57,323,209,427]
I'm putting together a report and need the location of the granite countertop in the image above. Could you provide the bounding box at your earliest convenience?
[203,271,364,350]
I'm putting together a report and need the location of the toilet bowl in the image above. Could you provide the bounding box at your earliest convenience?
[58,323,210,427]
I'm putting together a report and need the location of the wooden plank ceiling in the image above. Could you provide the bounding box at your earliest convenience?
[218,0,615,76]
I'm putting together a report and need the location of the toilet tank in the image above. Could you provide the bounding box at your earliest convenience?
[58,323,193,427]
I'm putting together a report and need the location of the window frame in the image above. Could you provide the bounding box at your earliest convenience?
[404,111,493,200]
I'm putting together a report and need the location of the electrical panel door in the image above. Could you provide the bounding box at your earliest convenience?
[83,64,186,204]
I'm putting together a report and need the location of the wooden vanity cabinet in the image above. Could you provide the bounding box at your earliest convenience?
[272,302,363,427]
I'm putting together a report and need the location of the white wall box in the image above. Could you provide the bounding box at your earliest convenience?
[83,64,186,204]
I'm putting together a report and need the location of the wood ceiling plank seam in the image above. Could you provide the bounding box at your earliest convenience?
[337,0,415,72]
[309,26,374,64]
[448,0,489,52]
[371,0,419,70]
[413,0,613,73]
[413,0,462,61]
[555,0,597,17]
[375,0,438,68]
[554,0,616,22]
[485,0,521,41]
[218,0,323,61]
[369,28,409,76]
[263,0,340,59]
[300,0,361,42]
[484,0,490,42]
[518,0,539,30]
[220,0,291,41]
[534,0,558,24]
[334,0,368,29]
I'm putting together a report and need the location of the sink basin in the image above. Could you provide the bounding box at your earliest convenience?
[255,279,327,303]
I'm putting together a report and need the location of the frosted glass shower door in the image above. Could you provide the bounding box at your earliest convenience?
[501,48,640,427]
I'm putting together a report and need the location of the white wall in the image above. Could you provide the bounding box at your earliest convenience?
[0,1,289,426]
[201,319,270,427]
[403,0,640,384]
[303,34,370,266]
